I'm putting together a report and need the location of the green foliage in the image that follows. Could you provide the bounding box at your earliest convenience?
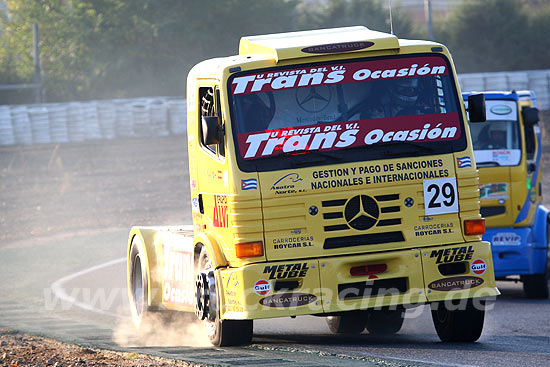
[0,0,547,103]
[433,0,545,73]
[295,0,423,39]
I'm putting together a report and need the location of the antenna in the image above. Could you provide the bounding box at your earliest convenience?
[389,0,394,35]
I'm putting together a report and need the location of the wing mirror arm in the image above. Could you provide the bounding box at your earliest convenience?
[467,94,486,123]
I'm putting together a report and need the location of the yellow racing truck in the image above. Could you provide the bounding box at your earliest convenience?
[463,90,549,298]
[127,26,499,346]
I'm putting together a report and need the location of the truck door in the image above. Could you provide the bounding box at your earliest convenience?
[196,84,232,253]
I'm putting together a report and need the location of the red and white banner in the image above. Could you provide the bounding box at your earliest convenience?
[237,113,461,160]
[231,56,448,95]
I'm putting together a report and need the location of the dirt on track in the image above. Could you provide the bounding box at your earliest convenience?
[0,328,197,367]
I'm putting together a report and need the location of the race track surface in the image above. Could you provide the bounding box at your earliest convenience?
[1,136,550,367]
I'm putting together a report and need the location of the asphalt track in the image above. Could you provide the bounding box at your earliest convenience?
[1,136,550,367]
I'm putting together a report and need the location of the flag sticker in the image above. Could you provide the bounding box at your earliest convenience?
[241,179,258,190]
[457,156,472,168]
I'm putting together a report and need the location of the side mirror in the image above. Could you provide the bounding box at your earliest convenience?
[467,94,486,123]
[522,107,539,126]
[527,162,537,174]
[201,116,221,145]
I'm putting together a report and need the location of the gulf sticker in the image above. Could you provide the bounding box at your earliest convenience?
[238,114,461,160]
[471,259,487,275]
[254,279,271,296]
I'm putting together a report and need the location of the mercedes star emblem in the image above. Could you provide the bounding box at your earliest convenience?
[344,195,379,230]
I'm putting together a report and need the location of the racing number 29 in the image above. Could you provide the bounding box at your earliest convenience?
[423,177,459,215]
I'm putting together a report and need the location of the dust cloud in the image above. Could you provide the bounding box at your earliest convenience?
[113,312,211,347]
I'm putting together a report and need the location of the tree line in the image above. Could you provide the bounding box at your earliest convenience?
[0,0,548,104]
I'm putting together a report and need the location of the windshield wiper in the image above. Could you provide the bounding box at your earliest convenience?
[476,161,500,167]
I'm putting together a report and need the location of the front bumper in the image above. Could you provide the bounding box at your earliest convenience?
[484,227,547,277]
[218,241,499,320]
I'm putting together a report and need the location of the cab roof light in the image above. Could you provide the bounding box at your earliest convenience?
[464,219,485,236]
[350,264,387,276]
[235,241,264,258]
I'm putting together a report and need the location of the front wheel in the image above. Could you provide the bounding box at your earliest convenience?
[196,246,253,346]
[522,248,550,299]
[431,299,485,342]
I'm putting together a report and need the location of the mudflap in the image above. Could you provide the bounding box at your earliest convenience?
[420,241,500,302]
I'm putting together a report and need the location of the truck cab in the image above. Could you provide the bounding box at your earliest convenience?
[463,90,549,298]
[127,27,499,347]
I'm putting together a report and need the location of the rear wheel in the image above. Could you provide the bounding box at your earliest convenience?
[326,311,368,334]
[196,246,253,346]
[128,236,151,328]
[522,248,550,299]
[431,299,485,342]
[365,309,405,335]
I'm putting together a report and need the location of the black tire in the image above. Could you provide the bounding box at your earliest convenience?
[522,248,550,299]
[326,311,368,334]
[431,299,485,342]
[128,235,151,329]
[365,309,405,335]
[197,246,253,346]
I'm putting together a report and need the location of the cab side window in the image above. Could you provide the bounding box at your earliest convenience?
[199,86,225,157]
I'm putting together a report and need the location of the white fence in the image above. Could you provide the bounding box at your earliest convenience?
[0,97,187,146]
[1,69,549,147]
[458,69,550,110]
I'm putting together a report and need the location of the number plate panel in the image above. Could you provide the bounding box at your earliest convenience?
[423,177,459,215]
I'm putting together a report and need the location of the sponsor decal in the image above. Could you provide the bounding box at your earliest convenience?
[238,115,460,160]
[259,293,317,307]
[301,41,375,54]
[191,179,197,190]
[291,229,302,234]
[254,279,271,296]
[272,236,314,250]
[163,245,194,306]
[430,245,474,264]
[490,105,513,115]
[479,183,508,200]
[457,156,471,168]
[207,170,223,180]
[492,232,521,246]
[470,258,487,275]
[428,276,484,291]
[191,197,200,213]
[231,57,447,95]
[263,263,309,279]
[241,178,257,190]
[309,158,450,189]
[271,173,305,195]
[213,195,228,228]
[414,222,454,236]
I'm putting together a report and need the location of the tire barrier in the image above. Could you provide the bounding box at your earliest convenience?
[458,69,550,110]
[0,97,187,146]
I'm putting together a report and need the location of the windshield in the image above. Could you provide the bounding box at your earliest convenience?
[229,55,465,171]
[469,100,521,167]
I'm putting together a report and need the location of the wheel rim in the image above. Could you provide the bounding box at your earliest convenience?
[132,255,143,316]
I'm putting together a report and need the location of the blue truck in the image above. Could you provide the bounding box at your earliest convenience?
[463,90,549,298]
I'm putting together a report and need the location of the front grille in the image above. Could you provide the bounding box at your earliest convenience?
[324,232,405,249]
[338,277,408,300]
[480,206,506,217]
[321,193,404,248]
